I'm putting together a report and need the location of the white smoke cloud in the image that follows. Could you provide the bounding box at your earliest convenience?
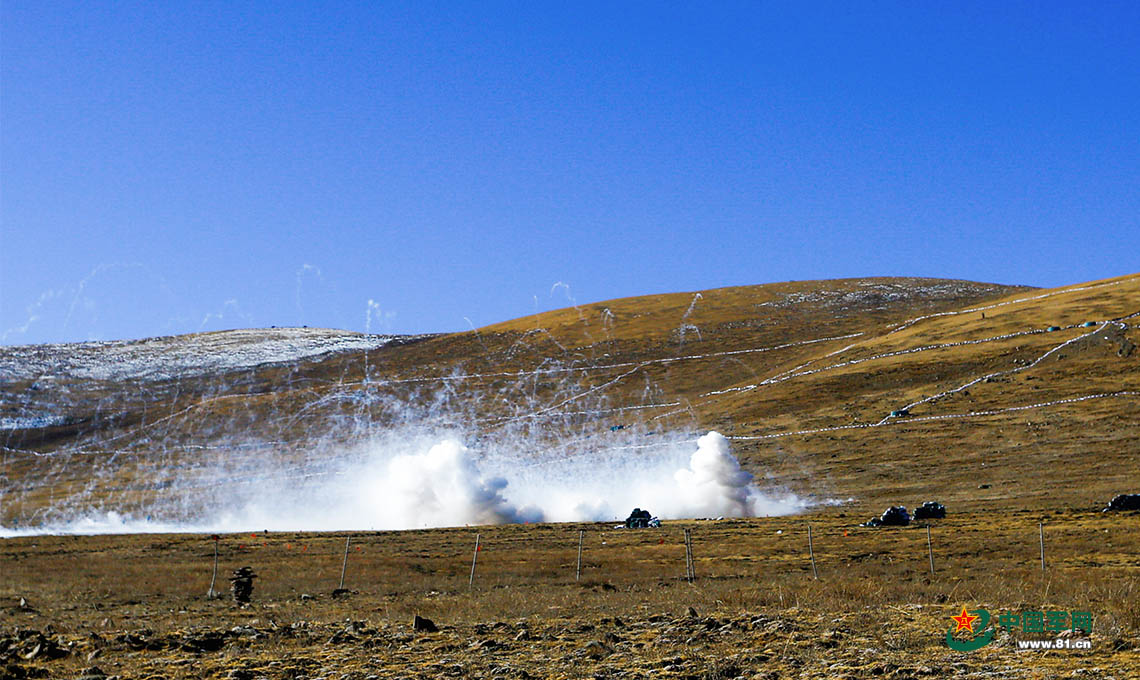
[670,431,787,517]
[0,430,805,536]
[355,438,543,528]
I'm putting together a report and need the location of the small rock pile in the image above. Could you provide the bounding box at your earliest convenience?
[861,506,911,527]
[912,501,947,520]
[412,615,438,633]
[1,627,71,674]
[229,567,257,605]
[624,508,653,529]
[1103,493,1140,512]
[861,501,949,527]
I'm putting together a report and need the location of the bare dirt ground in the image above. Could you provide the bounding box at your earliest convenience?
[3,509,1138,679]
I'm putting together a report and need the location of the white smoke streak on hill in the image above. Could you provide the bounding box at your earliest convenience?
[887,279,1126,334]
[0,331,863,458]
[340,331,866,386]
[727,391,1139,441]
[701,326,1064,398]
[876,321,1122,424]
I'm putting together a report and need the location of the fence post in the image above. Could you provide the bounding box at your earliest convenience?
[1039,522,1046,571]
[683,528,696,582]
[469,533,481,586]
[926,525,935,576]
[576,530,584,582]
[338,535,352,591]
[207,535,219,598]
[808,524,819,580]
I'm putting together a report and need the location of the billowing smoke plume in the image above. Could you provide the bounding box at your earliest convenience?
[672,431,779,517]
[0,430,804,536]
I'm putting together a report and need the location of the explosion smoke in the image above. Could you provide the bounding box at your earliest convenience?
[1,427,803,536]
[1,323,813,536]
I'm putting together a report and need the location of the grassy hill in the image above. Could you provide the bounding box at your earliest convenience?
[2,274,1136,524]
[2,273,1139,679]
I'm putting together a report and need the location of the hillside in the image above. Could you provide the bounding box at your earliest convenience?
[3,274,1140,679]
[1,274,1138,529]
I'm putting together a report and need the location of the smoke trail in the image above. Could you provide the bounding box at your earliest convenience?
[198,298,251,331]
[678,292,703,347]
[294,263,324,321]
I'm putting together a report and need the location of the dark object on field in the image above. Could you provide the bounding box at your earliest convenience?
[1047,325,1061,331]
[862,506,911,527]
[229,566,257,604]
[624,508,656,528]
[890,409,909,417]
[413,615,438,633]
[913,501,947,520]
[179,629,226,652]
[331,588,351,599]
[610,424,625,432]
[1102,494,1140,512]
[1082,321,1098,327]
[2,629,71,662]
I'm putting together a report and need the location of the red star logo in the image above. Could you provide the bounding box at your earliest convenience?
[951,607,980,634]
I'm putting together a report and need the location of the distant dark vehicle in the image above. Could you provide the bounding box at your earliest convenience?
[1102,494,1140,512]
[890,409,909,417]
[1047,325,1061,331]
[624,508,657,528]
[862,506,910,527]
[912,501,947,520]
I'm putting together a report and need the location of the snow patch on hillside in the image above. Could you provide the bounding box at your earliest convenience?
[0,327,413,383]
[0,415,71,430]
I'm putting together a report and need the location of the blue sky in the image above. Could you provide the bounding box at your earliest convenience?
[2,1,1137,344]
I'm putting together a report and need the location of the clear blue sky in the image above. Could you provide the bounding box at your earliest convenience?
[2,1,1138,344]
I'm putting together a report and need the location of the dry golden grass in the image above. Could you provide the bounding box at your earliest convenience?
[2,510,1138,678]
[3,273,1139,677]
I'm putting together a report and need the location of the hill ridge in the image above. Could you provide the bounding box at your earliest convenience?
[1,273,1137,528]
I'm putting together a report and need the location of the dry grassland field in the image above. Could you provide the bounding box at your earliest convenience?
[2,274,1139,679]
